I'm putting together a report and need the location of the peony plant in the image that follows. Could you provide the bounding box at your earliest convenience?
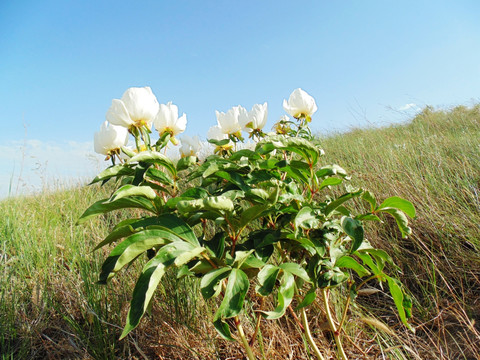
[80,87,415,360]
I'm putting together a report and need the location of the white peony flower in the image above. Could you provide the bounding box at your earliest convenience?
[179,135,202,157]
[215,106,246,135]
[94,121,129,156]
[106,87,159,129]
[154,102,187,136]
[239,102,268,133]
[207,125,228,141]
[282,88,317,118]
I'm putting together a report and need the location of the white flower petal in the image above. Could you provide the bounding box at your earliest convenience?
[94,121,129,155]
[208,125,227,140]
[283,88,317,118]
[121,87,159,126]
[106,99,133,128]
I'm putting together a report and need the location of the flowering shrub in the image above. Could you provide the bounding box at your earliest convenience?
[81,87,415,360]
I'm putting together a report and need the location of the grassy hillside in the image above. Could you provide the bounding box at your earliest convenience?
[1,105,479,359]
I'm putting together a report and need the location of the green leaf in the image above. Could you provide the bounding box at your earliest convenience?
[128,151,177,177]
[215,170,248,191]
[177,196,234,214]
[378,208,412,238]
[232,250,255,269]
[260,271,295,319]
[245,188,269,203]
[355,252,380,275]
[341,217,365,253]
[355,214,382,222]
[316,164,348,178]
[294,207,320,230]
[204,232,226,258]
[213,318,234,341]
[208,138,230,146]
[295,286,317,310]
[119,244,186,339]
[386,276,413,330]
[174,246,206,267]
[335,256,370,277]
[325,189,363,216]
[258,135,320,166]
[362,191,377,212]
[152,214,199,246]
[77,197,156,224]
[176,156,197,171]
[89,165,134,184]
[256,265,280,296]
[107,185,157,202]
[378,196,416,218]
[98,230,189,283]
[319,177,343,190]
[182,187,209,199]
[239,204,269,228]
[229,149,261,161]
[144,168,174,186]
[200,267,232,299]
[94,216,173,251]
[279,263,310,282]
[214,268,249,320]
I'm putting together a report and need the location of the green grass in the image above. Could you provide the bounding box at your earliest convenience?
[1,105,479,359]
[320,104,480,359]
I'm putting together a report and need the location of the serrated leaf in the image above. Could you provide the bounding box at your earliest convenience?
[200,267,232,299]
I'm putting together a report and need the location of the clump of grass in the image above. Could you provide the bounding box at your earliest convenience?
[320,104,480,359]
[1,104,479,359]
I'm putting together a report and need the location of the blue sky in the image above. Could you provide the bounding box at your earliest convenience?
[1,0,480,196]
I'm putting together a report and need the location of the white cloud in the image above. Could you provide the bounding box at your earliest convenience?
[397,103,418,111]
[0,139,104,198]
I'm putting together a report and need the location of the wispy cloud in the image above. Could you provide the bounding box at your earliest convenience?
[0,139,103,198]
[397,103,419,111]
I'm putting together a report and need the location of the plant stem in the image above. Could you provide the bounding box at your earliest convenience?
[300,307,325,360]
[235,317,256,360]
[249,297,265,346]
[321,288,348,360]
